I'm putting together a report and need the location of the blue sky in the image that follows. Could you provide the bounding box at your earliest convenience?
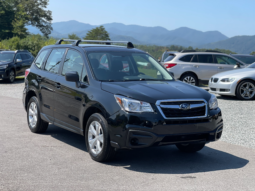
[48,0,254,37]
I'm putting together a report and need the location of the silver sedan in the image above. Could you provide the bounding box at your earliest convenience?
[209,63,255,100]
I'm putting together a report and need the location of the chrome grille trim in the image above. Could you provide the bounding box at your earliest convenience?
[156,99,208,119]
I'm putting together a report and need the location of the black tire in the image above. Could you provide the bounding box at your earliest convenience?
[176,143,205,153]
[7,70,15,83]
[27,96,48,133]
[85,113,115,162]
[236,80,255,100]
[180,73,199,86]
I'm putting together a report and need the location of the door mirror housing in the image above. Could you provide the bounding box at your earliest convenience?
[16,59,22,63]
[65,71,81,88]
[65,71,79,82]
[234,62,241,69]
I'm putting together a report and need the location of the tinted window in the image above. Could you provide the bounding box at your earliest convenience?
[45,49,65,73]
[215,55,237,65]
[21,54,28,60]
[34,49,50,69]
[163,53,170,60]
[232,56,255,65]
[62,49,83,77]
[191,55,198,62]
[179,55,193,62]
[15,54,21,60]
[197,54,213,63]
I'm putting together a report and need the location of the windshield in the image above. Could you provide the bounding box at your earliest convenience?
[247,62,255,68]
[87,52,173,81]
[232,55,255,64]
[0,53,15,62]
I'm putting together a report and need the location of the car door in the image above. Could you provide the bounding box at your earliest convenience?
[20,53,31,75]
[54,49,87,133]
[194,54,219,80]
[40,48,66,122]
[214,55,238,73]
[14,53,23,76]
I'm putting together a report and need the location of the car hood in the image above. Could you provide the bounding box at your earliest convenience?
[0,61,11,65]
[213,68,255,78]
[101,80,211,104]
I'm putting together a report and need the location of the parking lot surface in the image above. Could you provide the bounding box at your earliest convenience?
[1,81,255,190]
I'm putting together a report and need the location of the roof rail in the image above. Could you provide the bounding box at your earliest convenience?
[15,50,29,53]
[205,50,222,53]
[180,50,196,53]
[55,39,134,48]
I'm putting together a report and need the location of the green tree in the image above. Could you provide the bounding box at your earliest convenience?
[251,52,255,55]
[68,33,80,40]
[83,26,110,41]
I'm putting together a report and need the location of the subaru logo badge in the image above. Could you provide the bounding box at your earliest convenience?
[180,103,190,110]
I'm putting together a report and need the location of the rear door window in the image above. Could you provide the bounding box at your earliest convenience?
[44,49,66,74]
[197,54,214,63]
[179,55,193,62]
[21,54,28,60]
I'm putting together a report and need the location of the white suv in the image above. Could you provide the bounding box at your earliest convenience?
[163,50,247,86]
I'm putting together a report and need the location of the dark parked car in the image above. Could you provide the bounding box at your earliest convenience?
[0,50,34,83]
[22,40,223,162]
[231,54,255,65]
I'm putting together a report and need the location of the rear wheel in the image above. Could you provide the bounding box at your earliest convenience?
[85,113,116,162]
[236,80,255,100]
[180,73,198,86]
[176,143,205,153]
[27,96,48,133]
[7,70,15,83]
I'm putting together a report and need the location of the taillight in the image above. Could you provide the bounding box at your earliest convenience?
[164,63,177,69]
[25,69,30,79]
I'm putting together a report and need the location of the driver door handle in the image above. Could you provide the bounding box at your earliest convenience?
[193,65,199,68]
[218,66,224,69]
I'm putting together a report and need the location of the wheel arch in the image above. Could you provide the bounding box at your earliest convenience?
[235,78,255,96]
[180,71,199,81]
[25,89,38,111]
[82,104,108,136]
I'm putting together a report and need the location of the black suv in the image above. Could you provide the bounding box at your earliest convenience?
[0,50,34,83]
[22,40,223,162]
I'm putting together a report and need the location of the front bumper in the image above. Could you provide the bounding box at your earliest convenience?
[108,107,223,149]
[0,70,8,79]
[209,79,238,96]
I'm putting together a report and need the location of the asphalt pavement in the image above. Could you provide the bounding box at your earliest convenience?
[0,80,255,190]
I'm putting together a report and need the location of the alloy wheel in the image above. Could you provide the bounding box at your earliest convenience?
[183,76,196,86]
[29,102,38,128]
[9,71,15,82]
[240,82,255,99]
[88,121,104,155]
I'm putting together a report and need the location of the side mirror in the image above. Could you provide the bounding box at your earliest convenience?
[16,59,22,63]
[234,62,241,69]
[65,71,79,82]
[65,71,81,88]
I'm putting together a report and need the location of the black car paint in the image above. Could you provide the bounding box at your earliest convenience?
[23,44,223,149]
[0,51,34,80]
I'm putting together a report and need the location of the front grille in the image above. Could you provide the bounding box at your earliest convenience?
[213,78,219,83]
[157,99,207,119]
[161,106,206,118]
[160,101,204,105]
[165,118,209,124]
[210,88,216,91]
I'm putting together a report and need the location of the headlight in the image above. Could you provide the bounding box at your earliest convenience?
[114,95,153,112]
[0,65,8,69]
[220,78,235,82]
[209,94,218,110]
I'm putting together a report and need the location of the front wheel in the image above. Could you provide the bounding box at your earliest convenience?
[85,113,116,162]
[236,80,255,100]
[27,96,48,133]
[7,70,15,83]
[180,73,198,86]
[176,143,205,153]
